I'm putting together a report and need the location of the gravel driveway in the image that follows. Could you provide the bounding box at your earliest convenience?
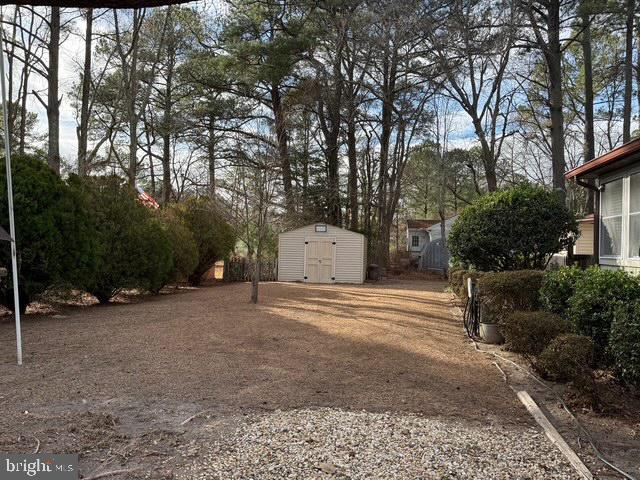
[0,279,578,478]
[178,408,577,479]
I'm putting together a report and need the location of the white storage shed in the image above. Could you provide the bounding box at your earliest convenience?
[278,223,367,284]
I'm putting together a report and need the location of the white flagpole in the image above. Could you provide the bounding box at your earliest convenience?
[0,19,23,366]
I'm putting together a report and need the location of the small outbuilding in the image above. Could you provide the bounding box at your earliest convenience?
[278,223,367,284]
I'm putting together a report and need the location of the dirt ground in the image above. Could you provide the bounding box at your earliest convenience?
[0,279,634,478]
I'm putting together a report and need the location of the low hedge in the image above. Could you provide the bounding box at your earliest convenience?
[537,334,595,383]
[448,268,485,300]
[448,266,466,296]
[539,266,584,316]
[477,270,545,323]
[609,303,640,386]
[501,311,571,357]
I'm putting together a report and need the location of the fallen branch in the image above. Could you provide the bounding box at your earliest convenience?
[180,410,210,426]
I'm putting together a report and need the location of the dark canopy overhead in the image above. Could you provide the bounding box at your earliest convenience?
[6,0,194,7]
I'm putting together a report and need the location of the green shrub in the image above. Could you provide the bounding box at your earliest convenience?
[539,266,585,316]
[478,270,545,323]
[501,311,572,357]
[568,266,640,360]
[174,198,236,285]
[82,176,173,302]
[0,156,97,312]
[448,184,577,271]
[448,266,466,297]
[461,271,485,300]
[160,210,199,283]
[609,303,640,386]
[448,268,485,300]
[137,218,173,294]
[537,334,594,383]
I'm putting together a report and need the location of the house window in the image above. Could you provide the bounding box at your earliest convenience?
[629,173,640,258]
[600,178,623,257]
[412,235,420,247]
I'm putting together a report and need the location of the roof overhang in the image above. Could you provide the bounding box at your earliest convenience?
[5,1,194,7]
[565,137,640,180]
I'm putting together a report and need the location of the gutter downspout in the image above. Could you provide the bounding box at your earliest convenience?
[576,177,600,264]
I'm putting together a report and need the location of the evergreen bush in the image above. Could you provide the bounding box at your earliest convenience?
[448,184,577,271]
[173,197,235,285]
[537,334,594,383]
[0,156,97,312]
[81,176,173,302]
[567,266,640,361]
[539,265,585,316]
[501,310,571,357]
[477,270,545,323]
[609,303,640,386]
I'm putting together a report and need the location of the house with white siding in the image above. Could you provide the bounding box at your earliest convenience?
[566,138,640,273]
[278,224,367,284]
[406,219,439,259]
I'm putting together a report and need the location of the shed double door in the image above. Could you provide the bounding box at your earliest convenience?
[304,238,335,283]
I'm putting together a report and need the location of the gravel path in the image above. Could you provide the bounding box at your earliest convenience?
[178,408,578,480]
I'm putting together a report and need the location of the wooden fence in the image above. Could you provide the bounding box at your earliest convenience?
[223,259,278,282]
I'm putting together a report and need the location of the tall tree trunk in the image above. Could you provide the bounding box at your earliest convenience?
[18,63,29,155]
[125,9,141,185]
[347,114,358,230]
[250,244,261,304]
[47,7,61,174]
[471,117,497,191]
[18,5,34,155]
[582,10,595,213]
[208,116,216,198]
[547,0,566,200]
[375,41,397,268]
[161,48,174,204]
[301,109,310,216]
[270,83,294,216]
[623,0,636,143]
[77,8,93,176]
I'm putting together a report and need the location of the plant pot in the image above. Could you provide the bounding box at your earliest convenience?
[480,322,504,344]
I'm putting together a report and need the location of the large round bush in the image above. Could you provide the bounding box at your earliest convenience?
[568,266,640,361]
[174,198,235,285]
[609,303,640,386]
[448,184,577,271]
[0,155,97,312]
[81,176,173,302]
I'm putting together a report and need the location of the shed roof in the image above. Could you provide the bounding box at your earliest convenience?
[565,138,640,180]
[407,219,439,229]
[279,223,364,237]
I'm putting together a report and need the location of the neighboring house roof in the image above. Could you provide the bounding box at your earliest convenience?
[136,186,160,209]
[565,137,640,180]
[407,219,439,230]
[426,215,459,234]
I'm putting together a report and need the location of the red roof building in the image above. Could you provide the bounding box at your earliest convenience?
[567,138,640,272]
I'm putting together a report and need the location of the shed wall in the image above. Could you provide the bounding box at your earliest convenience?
[278,224,366,283]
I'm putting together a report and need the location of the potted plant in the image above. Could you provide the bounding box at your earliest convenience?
[479,316,504,344]
[478,303,504,344]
